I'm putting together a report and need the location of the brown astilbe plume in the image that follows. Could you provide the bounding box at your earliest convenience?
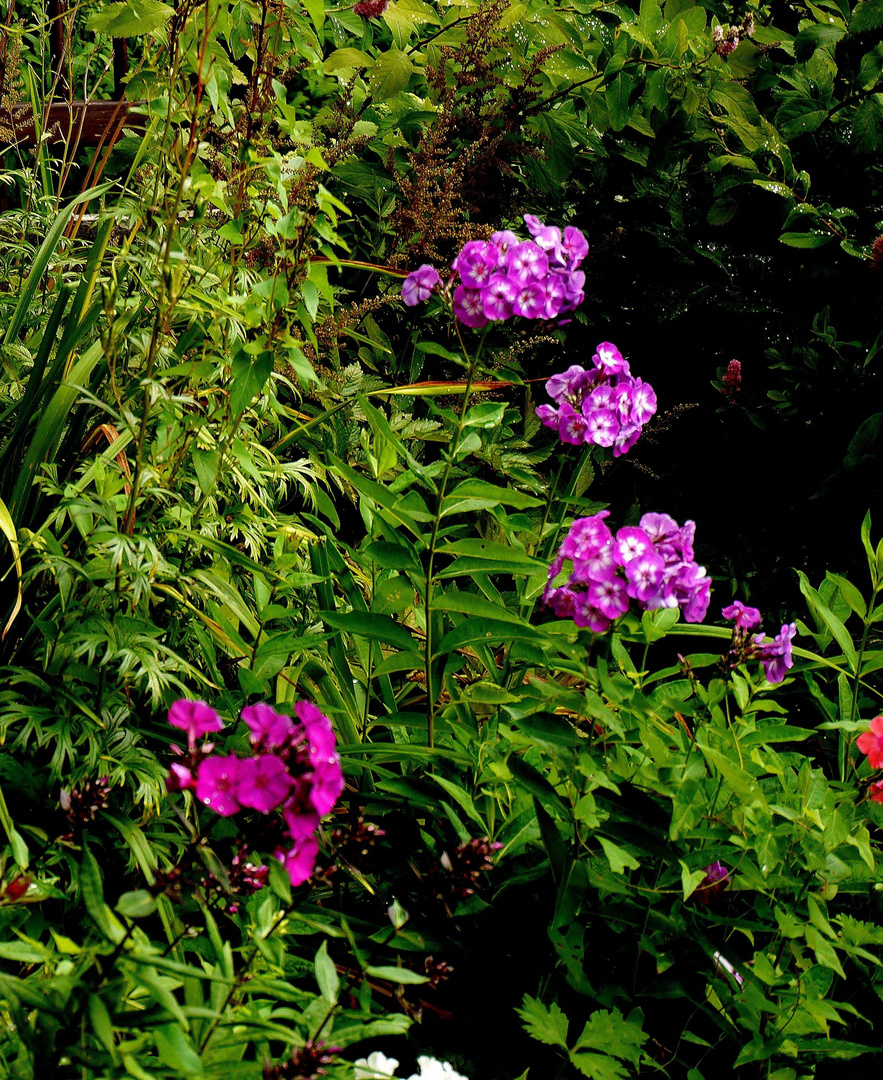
[390,0,564,267]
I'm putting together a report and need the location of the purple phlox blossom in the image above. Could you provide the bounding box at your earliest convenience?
[196,755,242,817]
[753,623,797,684]
[481,275,517,321]
[166,762,195,793]
[507,241,548,283]
[236,755,293,814]
[452,240,500,289]
[295,700,345,816]
[168,699,224,750]
[512,280,547,319]
[722,601,762,630]
[452,285,489,328]
[489,229,520,258]
[625,551,666,602]
[542,273,566,318]
[546,365,593,405]
[536,404,559,430]
[241,702,295,749]
[583,407,618,448]
[354,0,389,15]
[562,226,589,267]
[401,264,441,307]
[614,527,653,567]
[283,804,321,840]
[593,342,629,375]
[557,401,590,445]
[612,422,642,458]
[629,379,657,425]
[547,513,711,629]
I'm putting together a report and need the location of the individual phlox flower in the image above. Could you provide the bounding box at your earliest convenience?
[452,285,488,328]
[614,526,653,566]
[401,264,441,307]
[722,600,762,630]
[546,364,592,405]
[556,401,589,445]
[593,342,629,375]
[512,280,547,319]
[588,576,630,620]
[625,551,666,602]
[195,755,242,817]
[241,701,295,749]
[236,755,292,814]
[559,512,612,561]
[452,240,500,289]
[507,241,548,283]
[481,275,517,321]
[535,404,559,430]
[168,699,224,750]
[753,622,796,684]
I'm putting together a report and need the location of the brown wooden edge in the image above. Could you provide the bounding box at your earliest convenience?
[0,99,145,147]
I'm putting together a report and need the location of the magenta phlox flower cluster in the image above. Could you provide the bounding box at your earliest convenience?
[536,343,657,457]
[400,214,587,327]
[544,511,710,632]
[166,699,344,887]
[721,604,796,684]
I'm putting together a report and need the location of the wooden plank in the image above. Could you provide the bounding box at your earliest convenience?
[0,100,144,147]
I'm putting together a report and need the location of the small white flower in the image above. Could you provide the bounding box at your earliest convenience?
[405,1057,469,1080]
[355,1052,400,1080]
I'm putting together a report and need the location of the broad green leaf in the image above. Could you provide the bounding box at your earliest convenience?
[369,49,414,101]
[598,837,640,875]
[779,231,833,248]
[320,609,415,651]
[434,617,543,656]
[432,589,528,624]
[443,478,543,511]
[852,0,883,33]
[87,0,174,36]
[365,964,429,984]
[315,940,339,1003]
[517,994,569,1048]
[116,890,157,919]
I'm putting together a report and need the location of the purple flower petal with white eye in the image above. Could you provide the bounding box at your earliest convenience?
[614,527,653,566]
[195,755,242,816]
[452,285,489,328]
[536,404,560,429]
[546,365,591,405]
[612,422,642,457]
[593,342,629,375]
[237,755,293,814]
[630,378,657,425]
[611,381,635,422]
[512,280,547,318]
[481,275,517,320]
[507,242,548,284]
[542,273,566,317]
[625,551,666,602]
[640,513,680,545]
[573,593,612,632]
[523,213,543,236]
[570,540,618,583]
[588,576,630,621]
[583,407,618,448]
[452,240,500,289]
[560,513,612,561]
[557,401,589,445]
[678,520,696,563]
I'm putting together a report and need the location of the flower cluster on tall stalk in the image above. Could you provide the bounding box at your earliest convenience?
[536,343,657,456]
[544,511,710,631]
[402,214,587,325]
[720,601,797,685]
[166,699,344,885]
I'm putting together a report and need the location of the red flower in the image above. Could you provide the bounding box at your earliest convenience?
[856,716,883,768]
[869,781,883,804]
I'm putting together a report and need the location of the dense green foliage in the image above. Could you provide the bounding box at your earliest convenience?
[1,0,883,1076]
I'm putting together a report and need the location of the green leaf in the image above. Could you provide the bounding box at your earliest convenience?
[443,478,543,511]
[0,941,46,963]
[320,609,415,651]
[116,890,157,919]
[434,617,541,656]
[797,571,857,667]
[432,589,529,625]
[775,97,828,139]
[154,1024,203,1074]
[826,572,867,620]
[779,231,833,248]
[517,994,569,1048]
[852,95,883,154]
[365,964,429,984]
[852,0,883,33]
[369,49,414,101]
[570,1052,629,1080]
[0,782,28,869]
[605,74,633,132]
[574,1007,647,1062]
[700,744,769,809]
[87,0,174,36]
[314,940,339,1003]
[598,837,641,875]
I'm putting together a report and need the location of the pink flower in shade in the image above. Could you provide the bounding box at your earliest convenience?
[241,702,295,749]
[481,276,517,321]
[452,286,489,328]
[195,755,242,816]
[401,265,441,306]
[573,594,611,633]
[614,527,653,567]
[588,577,629,621]
[857,716,883,769]
[695,861,730,905]
[167,763,195,792]
[557,401,589,445]
[168,699,224,749]
[722,601,762,630]
[294,701,345,816]
[593,342,629,375]
[275,836,320,886]
[236,755,293,814]
[869,781,883,803]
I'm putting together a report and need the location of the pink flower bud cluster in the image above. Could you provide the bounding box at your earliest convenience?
[721,603,796,684]
[535,343,657,457]
[401,214,588,327]
[166,699,344,887]
[544,511,710,632]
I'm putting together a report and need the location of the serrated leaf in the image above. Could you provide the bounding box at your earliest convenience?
[87,0,174,36]
[852,95,883,154]
[517,994,569,1048]
[323,48,374,74]
[852,0,883,33]
[574,1007,648,1062]
[369,49,414,101]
